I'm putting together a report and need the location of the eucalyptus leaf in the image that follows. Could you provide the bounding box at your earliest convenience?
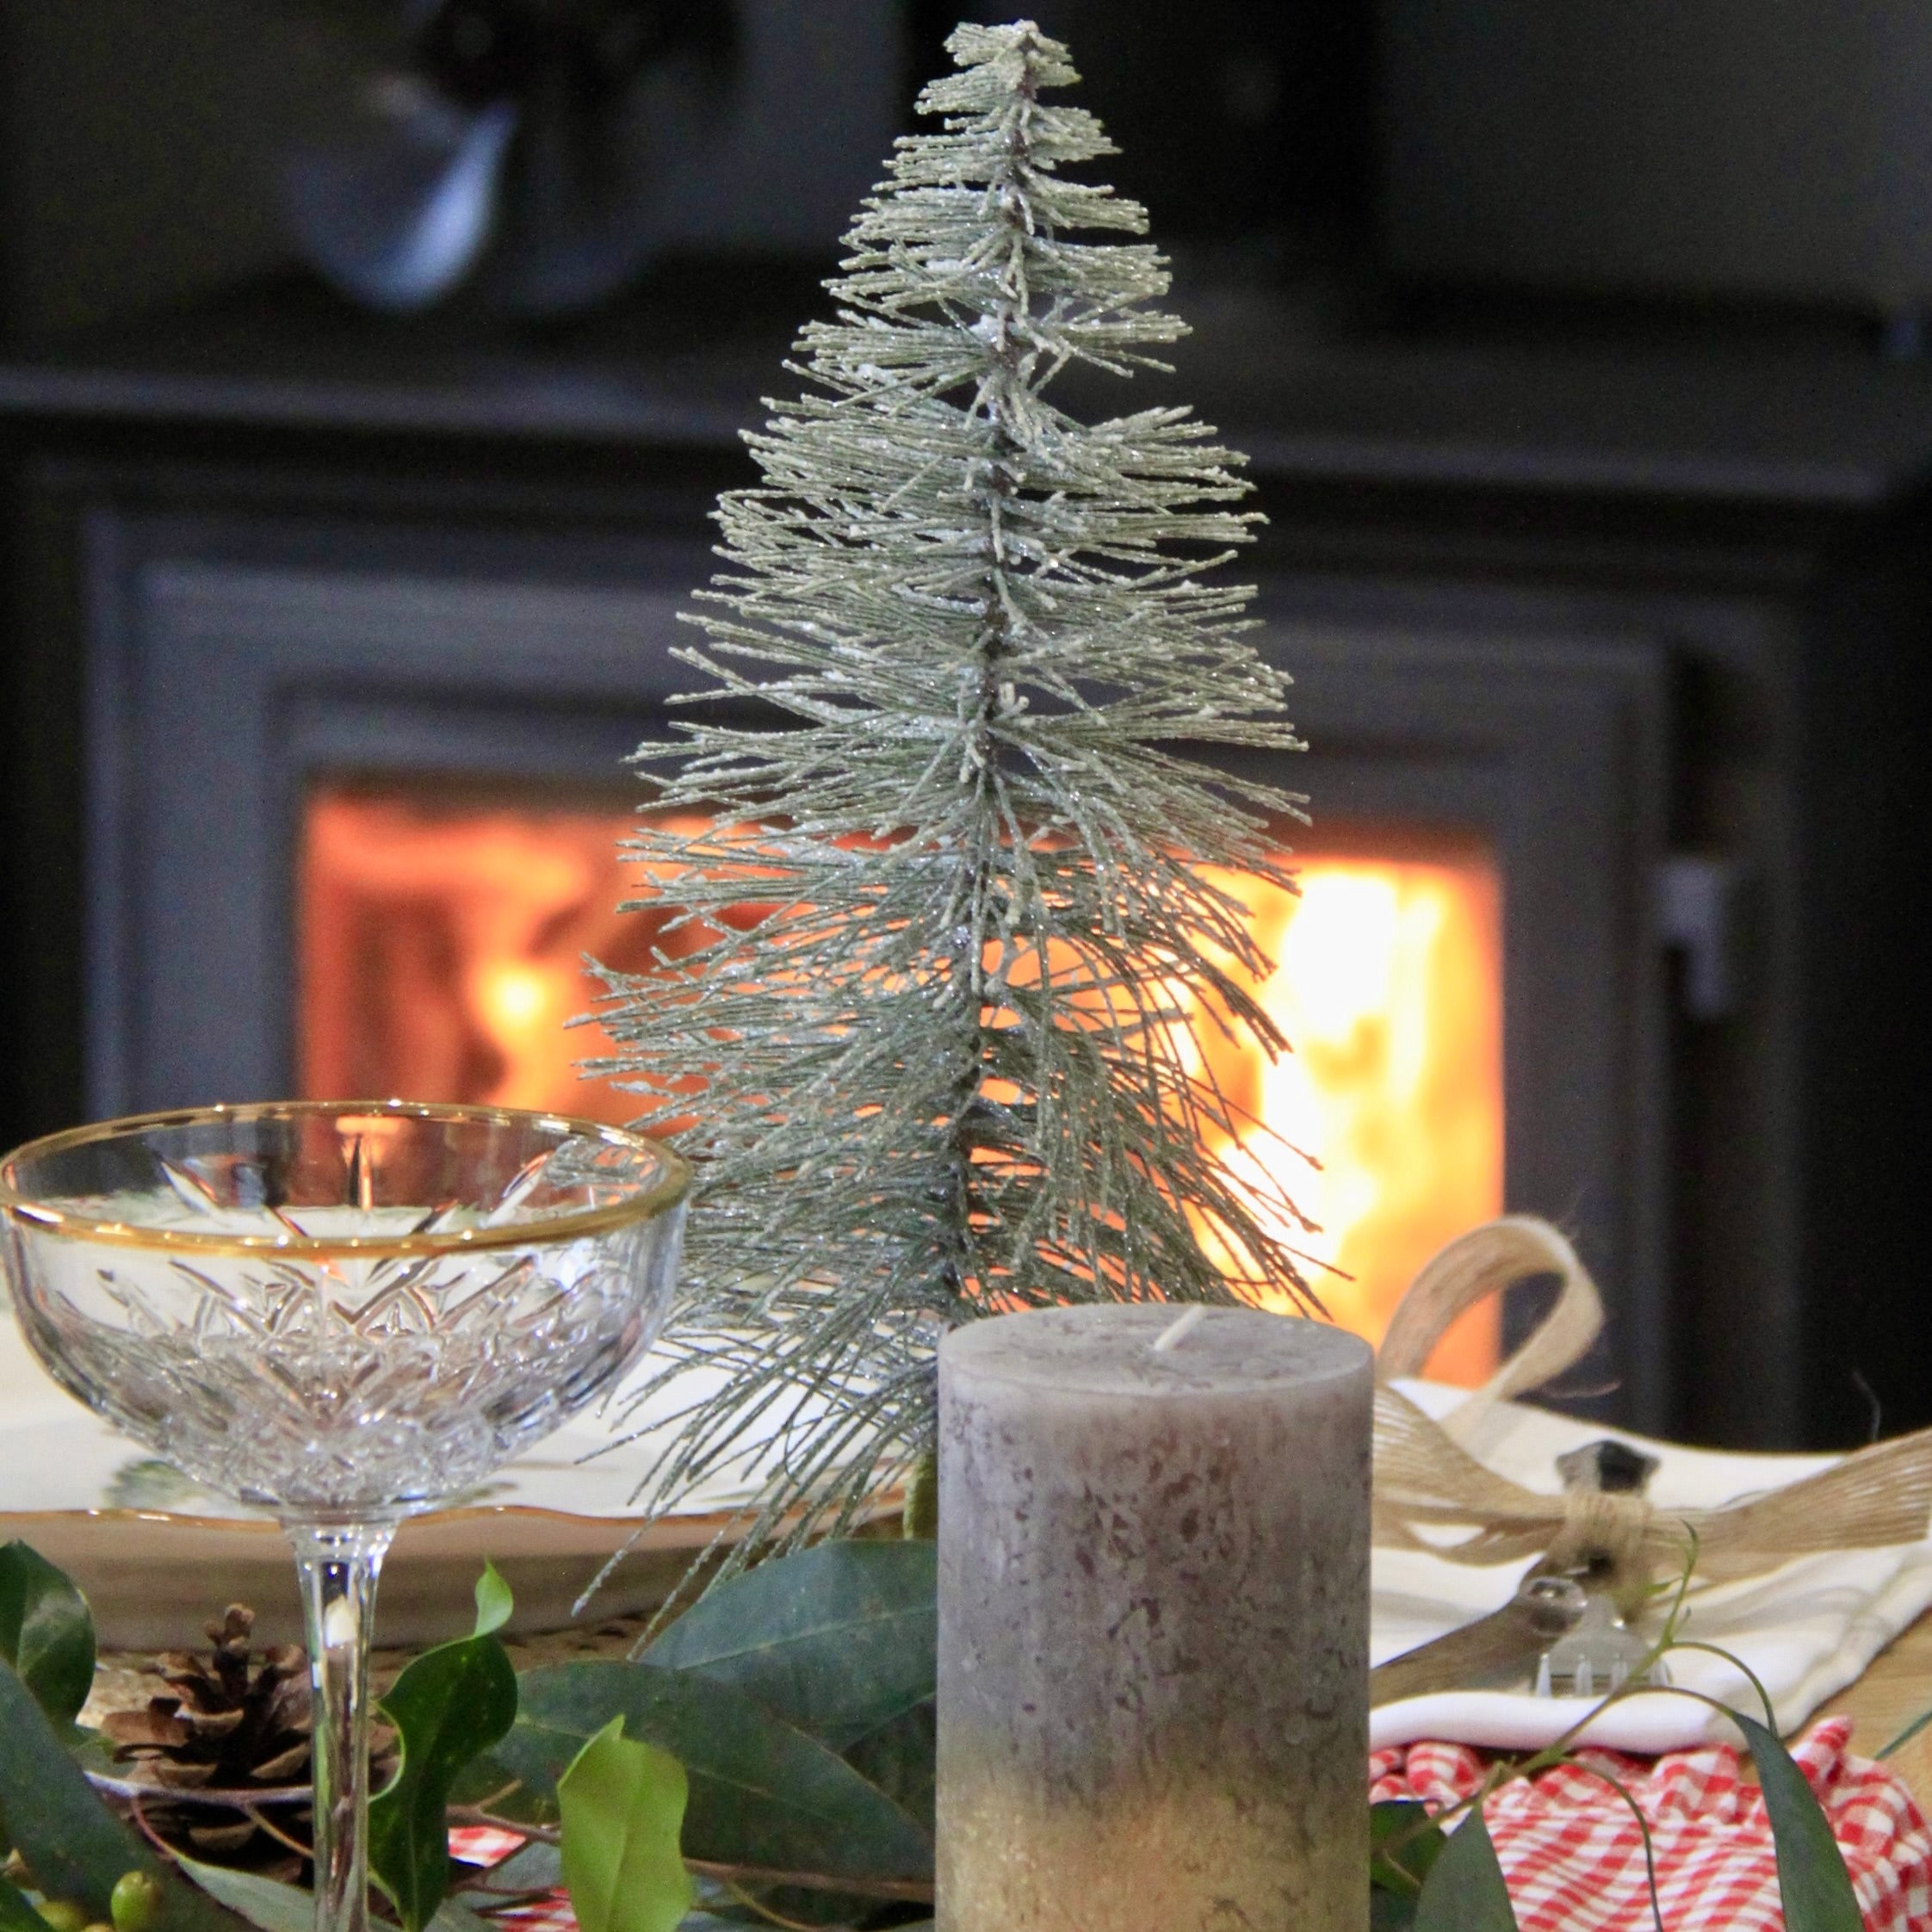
[464,1837,561,1895]
[557,1717,694,1932]
[367,1613,518,1932]
[641,1543,936,1752]
[1371,1800,1446,1899]
[500,1663,932,1882]
[1735,1712,1863,1932]
[839,1700,935,1835]
[0,1867,43,1932]
[0,1661,249,1932]
[446,1750,554,1828]
[698,1883,883,1929]
[1413,1806,1517,1932]
[1373,1889,1421,1932]
[0,1540,96,1730]
[425,1903,498,1932]
[172,1861,310,1932]
[176,1861,491,1932]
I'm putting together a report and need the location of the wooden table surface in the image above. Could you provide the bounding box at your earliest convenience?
[85,1604,1932,1809]
[1824,1610,1932,1800]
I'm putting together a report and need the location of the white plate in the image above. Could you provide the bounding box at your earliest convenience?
[0,1314,791,1647]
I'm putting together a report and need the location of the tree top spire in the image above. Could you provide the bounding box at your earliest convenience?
[938,20,1079,92]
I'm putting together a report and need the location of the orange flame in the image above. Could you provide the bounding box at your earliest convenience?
[1190,849,1504,1383]
[297,790,709,1118]
[300,794,1503,1379]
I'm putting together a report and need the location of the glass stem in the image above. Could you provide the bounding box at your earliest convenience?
[288,1521,395,1932]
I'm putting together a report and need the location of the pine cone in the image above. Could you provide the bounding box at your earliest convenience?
[102,1605,393,1871]
[104,1605,310,1803]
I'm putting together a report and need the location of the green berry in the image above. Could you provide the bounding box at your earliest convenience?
[901,1446,938,1540]
[36,1902,89,1932]
[108,1873,164,1932]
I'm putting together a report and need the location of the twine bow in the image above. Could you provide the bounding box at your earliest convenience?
[1372,1217,1932,1584]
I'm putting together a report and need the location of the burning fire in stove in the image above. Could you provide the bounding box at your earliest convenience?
[300,790,1502,1380]
[1189,847,1502,1382]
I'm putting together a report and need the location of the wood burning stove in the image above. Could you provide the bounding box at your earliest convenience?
[6,288,1930,1449]
[71,535,1669,1419]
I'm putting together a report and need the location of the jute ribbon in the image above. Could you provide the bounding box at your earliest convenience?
[1372,1216,1932,1583]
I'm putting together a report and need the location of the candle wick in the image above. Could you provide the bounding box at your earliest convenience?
[1152,1304,1209,1353]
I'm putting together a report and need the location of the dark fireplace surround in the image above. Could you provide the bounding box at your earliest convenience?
[7,300,1932,1453]
[87,525,1667,1409]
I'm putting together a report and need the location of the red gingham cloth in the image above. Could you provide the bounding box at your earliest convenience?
[452,1717,1932,1931]
[1372,1718,1932,1932]
[449,1827,575,1932]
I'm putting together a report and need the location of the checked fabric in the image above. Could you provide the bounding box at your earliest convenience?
[452,1717,1932,1931]
[449,1827,575,1932]
[1372,1718,1932,1931]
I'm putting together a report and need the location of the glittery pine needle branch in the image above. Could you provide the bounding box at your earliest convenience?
[589,19,1316,1556]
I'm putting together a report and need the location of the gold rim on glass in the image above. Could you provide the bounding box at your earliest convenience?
[0,1099,692,1260]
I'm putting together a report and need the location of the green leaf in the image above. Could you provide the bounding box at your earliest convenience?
[1372,1800,1447,1898]
[840,1700,935,1834]
[0,1541,96,1730]
[1413,1805,1518,1932]
[641,1541,937,1752]
[901,1451,938,1541]
[0,1656,154,1910]
[473,1563,512,1639]
[171,1861,309,1932]
[0,1661,249,1932]
[367,1622,519,1932]
[65,1730,117,1775]
[498,1662,932,1883]
[1373,1890,1421,1932]
[1735,1713,1863,1932]
[424,1904,497,1932]
[1,1867,45,1932]
[465,1837,561,1895]
[176,1861,490,1932]
[446,1749,553,1828]
[556,1717,694,1932]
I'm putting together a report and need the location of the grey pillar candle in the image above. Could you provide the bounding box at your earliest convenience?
[936,1303,1372,1932]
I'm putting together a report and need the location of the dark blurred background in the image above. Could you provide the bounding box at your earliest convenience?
[3,0,1931,1450]
[9,1,1932,338]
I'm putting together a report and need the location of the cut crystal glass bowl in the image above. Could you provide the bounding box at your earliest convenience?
[0,1099,690,1932]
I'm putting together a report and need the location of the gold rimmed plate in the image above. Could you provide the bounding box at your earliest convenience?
[0,1317,761,1647]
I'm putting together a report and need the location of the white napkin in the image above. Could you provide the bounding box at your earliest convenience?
[1372,1380,1932,1750]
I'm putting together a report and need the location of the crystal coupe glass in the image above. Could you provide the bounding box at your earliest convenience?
[0,1100,690,1932]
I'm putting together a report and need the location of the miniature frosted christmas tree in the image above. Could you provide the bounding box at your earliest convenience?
[594,19,1313,1545]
